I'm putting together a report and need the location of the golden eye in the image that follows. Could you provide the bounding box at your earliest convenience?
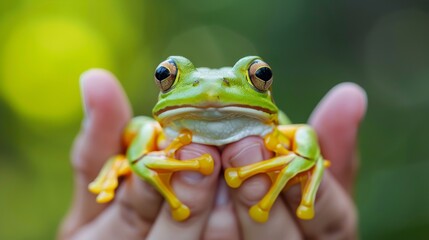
[154,59,177,92]
[248,60,273,91]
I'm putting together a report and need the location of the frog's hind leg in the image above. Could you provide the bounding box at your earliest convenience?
[131,130,214,221]
[248,156,314,223]
[296,156,328,219]
[133,152,213,221]
[88,116,156,203]
[88,155,131,203]
[224,125,326,222]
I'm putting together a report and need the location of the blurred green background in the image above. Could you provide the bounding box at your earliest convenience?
[1,0,428,239]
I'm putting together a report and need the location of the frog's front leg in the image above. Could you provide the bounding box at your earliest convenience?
[88,116,159,203]
[225,125,328,222]
[131,130,214,221]
[89,117,214,222]
[88,155,130,202]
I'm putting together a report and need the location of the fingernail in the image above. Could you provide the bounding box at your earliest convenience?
[178,149,205,184]
[79,71,91,117]
[230,143,263,167]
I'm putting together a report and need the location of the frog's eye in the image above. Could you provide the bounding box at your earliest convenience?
[248,60,273,91]
[154,59,177,92]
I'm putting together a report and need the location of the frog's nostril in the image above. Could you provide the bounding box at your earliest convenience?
[205,89,221,102]
[223,78,231,86]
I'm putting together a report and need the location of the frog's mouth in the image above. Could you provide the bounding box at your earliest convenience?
[154,104,276,124]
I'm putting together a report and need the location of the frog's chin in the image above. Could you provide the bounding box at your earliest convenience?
[156,106,276,146]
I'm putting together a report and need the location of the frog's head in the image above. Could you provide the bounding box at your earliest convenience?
[152,56,279,126]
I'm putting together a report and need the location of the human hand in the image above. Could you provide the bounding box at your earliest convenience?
[221,83,366,239]
[58,69,366,239]
[58,70,237,239]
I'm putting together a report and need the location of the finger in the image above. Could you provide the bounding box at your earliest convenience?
[285,173,357,239]
[222,137,303,240]
[309,82,367,193]
[283,82,366,239]
[69,174,164,239]
[203,178,240,240]
[59,69,132,238]
[147,144,222,240]
[68,200,151,240]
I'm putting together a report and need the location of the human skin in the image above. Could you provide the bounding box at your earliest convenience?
[58,69,366,240]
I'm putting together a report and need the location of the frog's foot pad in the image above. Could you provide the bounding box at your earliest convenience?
[324,160,331,168]
[172,204,191,221]
[88,178,118,203]
[224,168,242,188]
[88,181,102,193]
[96,190,114,203]
[89,155,130,204]
[198,154,214,175]
[249,205,269,223]
[296,204,314,220]
[89,178,118,193]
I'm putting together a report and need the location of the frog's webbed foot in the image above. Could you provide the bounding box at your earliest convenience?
[225,125,328,222]
[133,130,214,221]
[88,155,131,203]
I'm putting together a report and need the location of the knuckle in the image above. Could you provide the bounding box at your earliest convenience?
[321,200,358,240]
[237,174,271,206]
[117,199,148,237]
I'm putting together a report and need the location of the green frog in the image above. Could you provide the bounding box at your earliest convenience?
[88,56,329,223]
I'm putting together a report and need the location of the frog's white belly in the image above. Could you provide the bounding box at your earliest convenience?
[161,107,275,146]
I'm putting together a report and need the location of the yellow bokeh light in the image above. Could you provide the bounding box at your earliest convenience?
[0,17,113,124]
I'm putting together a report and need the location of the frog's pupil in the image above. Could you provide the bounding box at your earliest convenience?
[255,67,272,81]
[155,66,170,81]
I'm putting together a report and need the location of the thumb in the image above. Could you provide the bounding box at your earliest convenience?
[59,69,131,238]
[309,82,367,193]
